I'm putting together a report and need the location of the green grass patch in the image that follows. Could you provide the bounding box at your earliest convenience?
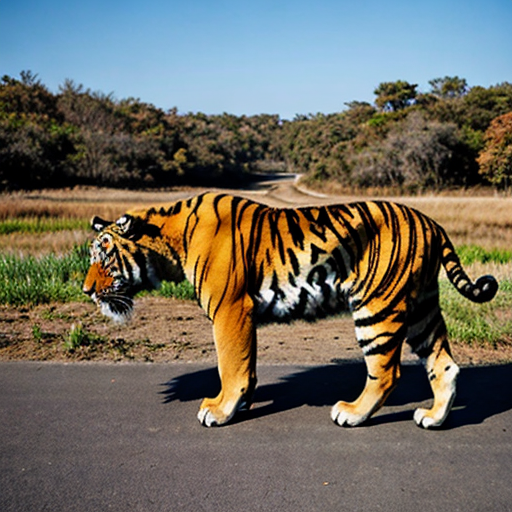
[0,244,195,306]
[0,244,90,305]
[440,278,512,348]
[456,245,512,265]
[32,323,43,343]
[0,217,88,234]
[64,323,106,353]
[155,280,196,301]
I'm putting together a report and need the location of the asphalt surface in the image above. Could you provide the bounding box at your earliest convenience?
[1,361,512,512]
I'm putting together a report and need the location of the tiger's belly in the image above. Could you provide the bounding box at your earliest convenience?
[254,262,347,323]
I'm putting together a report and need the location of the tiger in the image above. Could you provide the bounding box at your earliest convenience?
[83,192,498,429]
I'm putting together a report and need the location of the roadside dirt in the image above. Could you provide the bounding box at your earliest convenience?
[1,296,511,366]
[1,180,511,366]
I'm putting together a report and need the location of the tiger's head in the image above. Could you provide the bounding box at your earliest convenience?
[83,214,184,323]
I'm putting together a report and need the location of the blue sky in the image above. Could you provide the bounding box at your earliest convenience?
[1,0,511,119]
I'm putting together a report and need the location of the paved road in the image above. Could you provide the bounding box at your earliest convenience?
[1,361,512,512]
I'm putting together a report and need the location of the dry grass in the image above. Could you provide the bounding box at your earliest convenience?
[1,185,512,253]
[395,196,512,250]
[0,231,91,256]
[0,187,196,254]
[0,187,197,220]
[303,181,512,250]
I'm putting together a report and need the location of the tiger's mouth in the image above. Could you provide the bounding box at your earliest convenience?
[91,291,135,323]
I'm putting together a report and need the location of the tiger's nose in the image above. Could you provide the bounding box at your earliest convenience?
[82,281,96,297]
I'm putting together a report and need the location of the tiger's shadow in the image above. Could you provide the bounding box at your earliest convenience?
[161,361,512,429]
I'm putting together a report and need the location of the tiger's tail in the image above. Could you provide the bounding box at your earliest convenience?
[440,229,498,303]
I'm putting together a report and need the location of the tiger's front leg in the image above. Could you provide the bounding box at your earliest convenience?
[197,299,257,427]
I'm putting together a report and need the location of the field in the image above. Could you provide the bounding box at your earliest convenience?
[1,181,512,365]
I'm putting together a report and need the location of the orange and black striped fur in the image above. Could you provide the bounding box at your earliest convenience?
[83,192,498,428]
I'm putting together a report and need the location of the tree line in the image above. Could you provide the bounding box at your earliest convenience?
[1,71,511,191]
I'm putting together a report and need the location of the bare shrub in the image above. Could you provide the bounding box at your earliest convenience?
[349,112,462,191]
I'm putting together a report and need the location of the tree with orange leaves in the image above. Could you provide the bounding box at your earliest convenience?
[477,112,512,187]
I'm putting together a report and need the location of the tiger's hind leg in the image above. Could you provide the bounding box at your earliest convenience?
[331,310,406,427]
[412,318,460,429]
[197,298,257,427]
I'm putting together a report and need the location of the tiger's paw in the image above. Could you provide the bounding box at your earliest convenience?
[197,407,223,427]
[413,408,445,429]
[197,404,234,427]
[331,401,367,427]
[197,397,239,427]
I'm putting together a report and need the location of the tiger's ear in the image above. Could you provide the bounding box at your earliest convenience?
[91,216,111,232]
[116,214,160,240]
[115,214,135,235]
